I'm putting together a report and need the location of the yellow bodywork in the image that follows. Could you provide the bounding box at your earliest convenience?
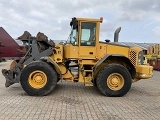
[49,17,153,85]
[51,42,153,84]
[51,44,63,62]
[63,44,79,59]
[105,44,129,57]
[133,65,153,82]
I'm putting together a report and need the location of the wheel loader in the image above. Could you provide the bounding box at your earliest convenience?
[2,17,153,97]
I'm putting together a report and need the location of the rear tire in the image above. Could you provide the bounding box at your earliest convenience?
[96,64,132,97]
[20,61,57,96]
[91,78,97,87]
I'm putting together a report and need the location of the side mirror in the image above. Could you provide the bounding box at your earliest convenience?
[70,17,78,29]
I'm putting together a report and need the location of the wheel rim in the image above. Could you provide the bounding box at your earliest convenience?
[28,70,47,89]
[107,73,124,91]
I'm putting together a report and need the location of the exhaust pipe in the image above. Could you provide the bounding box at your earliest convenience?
[114,27,121,42]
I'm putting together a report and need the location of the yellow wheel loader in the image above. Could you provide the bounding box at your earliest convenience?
[2,17,153,97]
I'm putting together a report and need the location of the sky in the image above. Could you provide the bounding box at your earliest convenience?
[0,0,160,43]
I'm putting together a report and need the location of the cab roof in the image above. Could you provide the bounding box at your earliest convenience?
[76,17,103,22]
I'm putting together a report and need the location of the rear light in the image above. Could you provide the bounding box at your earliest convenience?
[100,17,103,23]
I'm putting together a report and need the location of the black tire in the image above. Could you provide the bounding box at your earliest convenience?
[20,61,58,96]
[96,64,132,97]
[91,78,97,87]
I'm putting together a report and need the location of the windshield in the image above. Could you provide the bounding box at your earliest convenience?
[68,29,77,45]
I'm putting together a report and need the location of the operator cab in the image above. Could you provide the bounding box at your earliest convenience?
[64,17,102,59]
[69,17,102,46]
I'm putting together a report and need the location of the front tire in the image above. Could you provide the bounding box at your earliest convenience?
[20,61,58,96]
[96,64,132,97]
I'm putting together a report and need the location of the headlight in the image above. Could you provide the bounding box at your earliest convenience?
[138,51,144,65]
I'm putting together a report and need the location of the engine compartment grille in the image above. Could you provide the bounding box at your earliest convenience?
[129,50,137,66]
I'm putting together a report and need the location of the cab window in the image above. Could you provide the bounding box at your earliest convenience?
[81,22,96,46]
[70,29,78,45]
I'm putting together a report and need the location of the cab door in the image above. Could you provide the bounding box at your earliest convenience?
[78,22,97,59]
